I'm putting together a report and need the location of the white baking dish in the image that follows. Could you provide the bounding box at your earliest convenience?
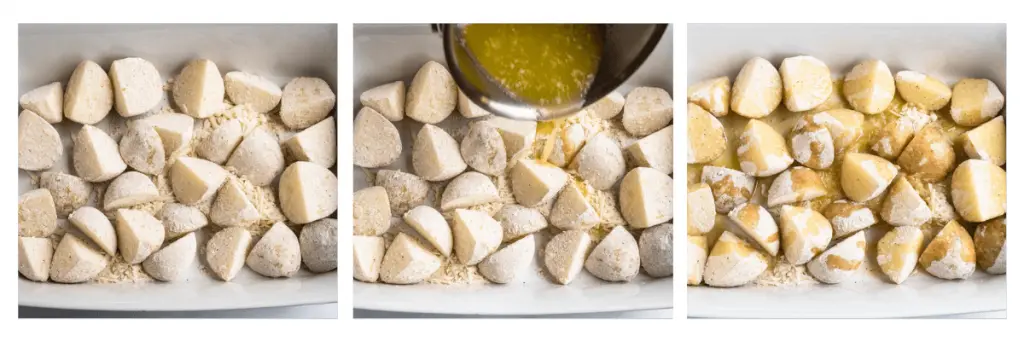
[687,23,1007,318]
[352,24,674,315]
[18,24,338,311]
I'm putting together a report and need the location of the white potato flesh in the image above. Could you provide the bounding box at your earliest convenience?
[39,172,92,217]
[375,169,430,215]
[103,171,159,211]
[880,175,932,227]
[620,167,673,228]
[587,90,625,119]
[405,61,457,124]
[622,86,673,136]
[18,189,57,238]
[919,220,976,280]
[361,81,406,121]
[549,182,600,231]
[224,71,283,114]
[18,110,63,171]
[840,152,898,202]
[807,231,866,284]
[686,234,705,284]
[380,233,442,284]
[19,82,63,123]
[412,124,467,181]
[823,200,877,238]
[160,203,208,239]
[403,206,453,257]
[246,222,302,278]
[687,76,730,117]
[110,57,163,117]
[510,158,568,207]
[353,235,385,282]
[495,204,547,242]
[353,107,402,168]
[627,124,673,174]
[728,203,780,256]
[172,59,225,119]
[950,159,1007,222]
[279,161,339,224]
[19,237,53,282]
[169,156,228,205]
[962,116,1005,166]
[300,218,338,273]
[457,90,491,118]
[64,60,113,124]
[283,116,337,168]
[210,178,260,227]
[142,232,197,282]
[687,183,715,235]
[73,125,127,182]
[778,205,832,266]
[843,59,896,114]
[205,226,252,282]
[460,121,507,176]
[225,128,285,186]
[114,209,165,265]
[483,116,537,156]
[353,186,391,236]
[950,78,1004,127]
[281,77,336,129]
[730,57,782,118]
[585,226,640,282]
[478,234,535,284]
[780,55,832,112]
[571,133,626,190]
[197,118,246,164]
[139,112,195,156]
[451,209,503,265]
[440,172,499,211]
[49,234,109,283]
[543,229,591,285]
[703,231,769,287]
[119,122,166,175]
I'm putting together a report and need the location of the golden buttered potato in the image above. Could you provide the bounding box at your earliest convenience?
[843,59,895,114]
[840,152,898,202]
[950,78,1004,127]
[731,57,782,118]
[737,119,793,177]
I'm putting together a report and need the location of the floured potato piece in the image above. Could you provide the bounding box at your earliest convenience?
[780,55,832,112]
[897,123,954,181]
[974,217,1006,275]
[779,205,832,265]
[460,121,507,176]
[919,220,976,280]
[543,229,591,285]
[483,116,537,157]
[197,118,246,164]
[548,123,587,167]
[169,156,228,205]
[403,206,453,257]
[172,59,224,119]
[628,124,673,174]
[210,178,260,227]
[550,182,600,231]
[361,81,405,121]
[20,82,63,123]
[18,110,62,171]
[284,116,337,168]
[375,169,430,215]
[728,203,780,256]
[962,116,1005,166]
[478,234,535,284]
[510,158,568,207]
[39,172,92,217]
[571,132,625,190]
[380,233,442,284]
[620,167,673,228]
[641,223,673,278]
[139,112,195,156]
[353,107,402,168]
[64,60,113,124]
[585,226,641,282]
[687,183,716,235]
[687,76,730,117]
[49,234,109,283]
[73,125,127,182]
[19,237,52,282]
[18,189,57,237]
[143,232,196,282]
[808,109,865,151]
[224,71,283,114]
[950,159,1006,222]
[871,106,933,159]
[843,59,895,114]
[247,222,302,278]
[880,175,932,227]
[840,152,898,202]
[457,90,490,118]
[789,114,835,169]
[876,226,924,284]
[894,71,952,110]
[205,226,252,282]
[412,124,467,181]
[67,208,121,255]
[686,235,706,285]
[440,172,499,211]
[119,122,165,175]
[353,235,386,282]
[115,209,165,264]
[110,57,163,117]
[451,209,503,265]
[766,166,826,207]
[353,186,390,236]
[160,203,207,239]
[687,103,726,164]
[731,57,782,118]
[823,200,877,238]
[279,161,339,224]
[807,231,866,284]
[405,61,457,124]
[300,218,338,273]
[701,165,755,213]
[103,171,160,211]
[737,119,793,177]
[703,230,769,287]
[587,90,625,119]
[280,77,336,129]
[495,204,547,242]
[622,86,673,136]
[950,78,1004,127]
[226,128,285,186]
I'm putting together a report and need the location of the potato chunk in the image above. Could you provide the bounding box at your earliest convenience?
[460,121,507,176]
[543,230,591,285]
[779,205,832,265]
[403,206,453,257]
[375,169,430,215]
[571,132,626,190]
[74,125,128,182]
[585,226,641,282]
[766,166,826,207]
[18,189,57,237]
[974,217,1006,275]
[843,59,895,114]
[622,86,673,136]
[549,182,600,231]
[919,220,976,280]
[49,234,108,283]
[950,78,1004,127]
[823,200,877,238]
[686,235,706,285]
[64,60,113,124]
[495,204,547,242]
[103,171,160,211]
[115,209,165,264]
[807,231,866,284]
[119,122,165,175]
[808,109,864,151]
[880,175,932,227]
[728,203,780,256]
[894,71,952,110]
[353,235,386,282]
[143,232,197,282]
[246,222,302,278]
[210,178,259,227]
[353,107,402,168]
[380,233,442,284]
[405,61,457,124]
[687,103,726,164]
[300,218,338,273]
[440,172,499,211]
[451,209,503,265]
[110,57,163,117]
[172,59,224,118]
[353,186,391,236]
[197,118,245,164]
[160,203,207,239]
[169,156,228,205]
[412,124,467,181]
[483,116,537,156]
[620,167,673,228]
[281,77,336,129]
[701,165,755,213]
[703,230,768,287]
[950,159,1007,222]
[279,161,339,224]
[737,119,793,176]
[840,152,898,202]
[790,114,835,169]
[876,226,923,284]
[39,172,92,217]
[639,223,673,278]
[457,90,490,118]
[687,183,715,235]
[871,106,933,159]
[780,55,832,112]
[284,117,337,168]
[730,57,782,118]
[361,81,405,121]
[19,237,53,282]
[510,158,568,207]
[226,128,285,186]
[897,123,955,181]
[627,124,672,174]
[587,90,625,119]
[478,234,535,284]
[687,76,730,117]
[962,116,1005,166]
[224,71,283,114]
[205,226,252,282]
[19,82,63,123]
[139,112,195,157]
[18,110,63,171]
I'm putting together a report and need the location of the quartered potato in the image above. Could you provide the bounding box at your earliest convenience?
[39,172,92,217]
[210,178,260,227]
[205,226,252,282]
[279,161,339,224]
[871,106,933,159]
[18,110,63,171]
[280,77,336,129]
[840,152,898,202]
[110,57,163,117]
[354,107,402,168]
[380,233,442,284]
[284,116,337,168]
[172,59,224,119]
[353,235,385,282]
[64,60,113,124]
[622,86,673,136]
[353,186,391,236]
[687,183,716,235]
[160,203,208,239]
[571,132,626,190]
[300,218,339,273]
[143,232,197,282]
[766,166,826,207]
[412,124,467,182]
[375,169,430,215]
[950,78,1004,127]
[687,76,730,117]
[780,55,832,112]
[962,116,1005,166]
[789,114,835,169]
[640,223,673,278]
[224,71,283,114]
[585,226,641,282]
[703,230,769,287]
[114,209,166,265]
[169,156,228,205]
[405,61,457,124]
[627,124,673,174]
[974,217,1006,275]
[483,116,537,157]
[808,109,865,151]
[197,118,246,164]
[478,234,535,284]
[843,59,895,114]
[139,112,194,157]
[460,121,507,176]
[547,123,587,167]
[686,234,705,285]
[779,205,832,265]
[510,158,568,207]
[495,204,548,242]
[19,237,52,282]
[451,209,503,265]
[103,171,160,211]
[440,172,499,211]
[73,125,127,182]
[950,159,1007,222]
[226,127,285,186]
[807,231,866,284]
[19,82,63,123]
[18,189,57,238]
[897,123,954,181]
[68,206,117,255]
[687,103,726,164]
[880,175,932,227]
[701,165,755,213]
[549,182,600,231]
[737,119,793,177]
[876,226,924,284]
[119,122,165,175]
[361,81,405,121]
[403,206,453,257]
[49,234,109,284]
[620,167,673,228]
[543,229,591,285]
[457,90,490,118]
[894,71,952,110]
[823,200,877,238]
[919,220,976,280]
[587,90,625,119]
[731,57,782,118]
[246,222,302,278]
[728,203,780,256]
